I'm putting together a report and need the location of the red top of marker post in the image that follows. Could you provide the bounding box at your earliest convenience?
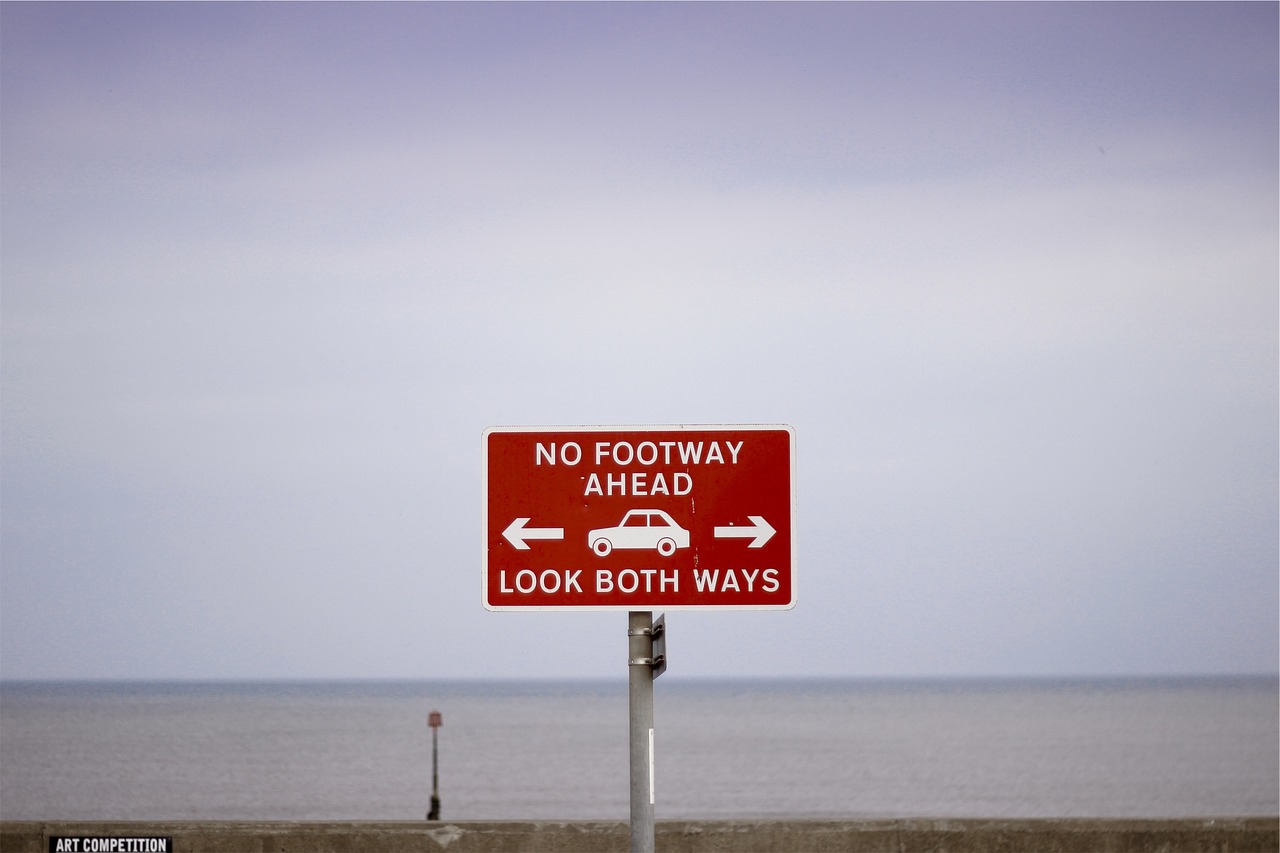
[483,425,795,611]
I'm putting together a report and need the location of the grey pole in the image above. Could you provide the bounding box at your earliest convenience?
[628,611,655,853]
[430,726,439,818]
[427,710,442,820]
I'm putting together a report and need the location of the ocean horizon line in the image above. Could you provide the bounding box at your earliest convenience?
[2,672,1275,688]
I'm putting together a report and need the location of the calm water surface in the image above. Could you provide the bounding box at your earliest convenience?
[1,678,1275,820]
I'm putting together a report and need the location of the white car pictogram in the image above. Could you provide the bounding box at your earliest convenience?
[588,509,690,557]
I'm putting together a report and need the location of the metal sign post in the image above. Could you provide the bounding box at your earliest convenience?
[627,611,664,853]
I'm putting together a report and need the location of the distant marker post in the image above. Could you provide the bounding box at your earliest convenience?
[427,710,443,820]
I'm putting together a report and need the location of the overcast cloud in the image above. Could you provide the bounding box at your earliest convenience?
[1,2,1276,680]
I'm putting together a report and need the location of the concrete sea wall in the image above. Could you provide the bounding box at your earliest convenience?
[3,818,1277,852]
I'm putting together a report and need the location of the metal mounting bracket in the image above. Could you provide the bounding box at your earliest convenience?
[627,614,667,678]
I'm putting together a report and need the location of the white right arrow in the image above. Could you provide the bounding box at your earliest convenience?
[713,515,776,548]
[502,517,565,550]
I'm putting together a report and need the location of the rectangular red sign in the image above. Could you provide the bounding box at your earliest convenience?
[483,425,795,610]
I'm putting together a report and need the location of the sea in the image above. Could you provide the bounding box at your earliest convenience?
[0,677,1276,821]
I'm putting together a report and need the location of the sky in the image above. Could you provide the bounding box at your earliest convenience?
[1,2,1276,681]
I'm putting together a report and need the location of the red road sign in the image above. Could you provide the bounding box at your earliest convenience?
[483,425,795,610]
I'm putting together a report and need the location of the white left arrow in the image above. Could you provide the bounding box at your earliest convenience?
[502,517,565,550]
[713,515,776,549]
